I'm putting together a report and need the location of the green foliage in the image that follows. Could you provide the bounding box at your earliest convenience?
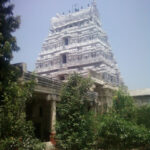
[113,90,136,121]
[56,74,97,150]
[0,78,45,150]
[97,91,150,150]
[57,79,150,150]
[0,0,20,63]
[98,114,150,150]
[135,105,150,129]
[0,0,45,149]
[0,0,21,102]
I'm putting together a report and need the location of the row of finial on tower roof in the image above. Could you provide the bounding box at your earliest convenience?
[61,0,96,15]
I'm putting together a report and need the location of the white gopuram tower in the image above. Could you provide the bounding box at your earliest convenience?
[35,1,124,87]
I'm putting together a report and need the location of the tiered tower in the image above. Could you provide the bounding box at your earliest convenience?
[35,1,124,87]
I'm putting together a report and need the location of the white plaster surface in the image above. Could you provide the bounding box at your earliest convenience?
[129,88,150,96]
[35,1,124,87]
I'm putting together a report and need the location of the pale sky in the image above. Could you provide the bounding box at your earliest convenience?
[11,0,150,90]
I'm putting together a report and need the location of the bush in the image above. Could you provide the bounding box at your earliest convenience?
[98,114,150,150]
[56,74,98,150]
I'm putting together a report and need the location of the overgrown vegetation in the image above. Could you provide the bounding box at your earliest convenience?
[0,79,45,150]
[97,91,150,150]
[56,74,98,150]
[0,0,44,149]
[57,74,150,150]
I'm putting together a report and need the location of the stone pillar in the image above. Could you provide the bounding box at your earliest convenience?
[50,99,56,145]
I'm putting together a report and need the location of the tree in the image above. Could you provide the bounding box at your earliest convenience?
[113,90,136,121]
[135,105,150,129]
[0,80,45,150]
[0,0,20,83]
[113,91,150,129]
[56,74,98,150]
[0,0,44,149]
[97,91,150,150]
[98,114,150,150]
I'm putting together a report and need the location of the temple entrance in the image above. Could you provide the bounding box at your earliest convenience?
[26,93,52,141]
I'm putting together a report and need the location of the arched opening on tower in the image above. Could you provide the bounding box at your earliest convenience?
[64,37,69,45]
[62,54,67,64]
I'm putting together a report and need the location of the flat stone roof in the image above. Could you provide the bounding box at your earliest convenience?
[129,88,150,96]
